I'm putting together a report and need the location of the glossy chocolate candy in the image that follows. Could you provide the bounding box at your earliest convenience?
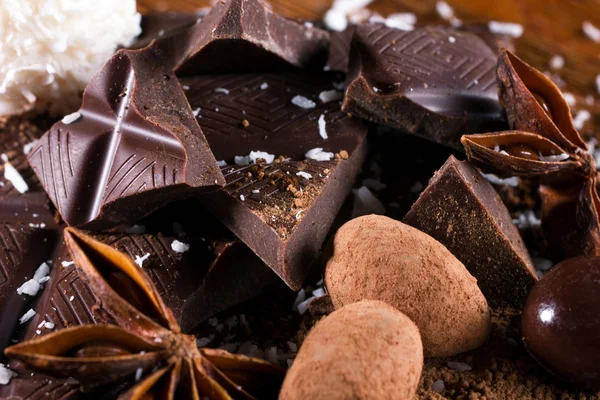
[522,256,600,390]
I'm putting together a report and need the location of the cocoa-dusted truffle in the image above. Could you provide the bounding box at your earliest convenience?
[279,300,423,400]
[325,215,491,357]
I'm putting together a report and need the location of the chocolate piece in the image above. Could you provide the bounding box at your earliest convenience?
[403,156,537,308]
[20,226,276,336]
[182,72,367,289]
[343,24,506,149]
[131,11,204,50]
[0,371,78,400]
[326,26,356,73]
[0,224,57,351]
[522,256,600,390]
[27,46,225,230]
[175,0,329,75]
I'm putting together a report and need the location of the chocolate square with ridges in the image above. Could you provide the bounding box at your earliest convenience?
[403,156,537,307]
[174,0,329,75]
[27,45,225,231]
[343,24,506,149]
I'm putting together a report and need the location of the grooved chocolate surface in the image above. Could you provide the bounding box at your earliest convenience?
[403,156,537,308]
[27,46,225,230]
[181,72,353,161]
[343,24,506,149]
[175,0,329,75]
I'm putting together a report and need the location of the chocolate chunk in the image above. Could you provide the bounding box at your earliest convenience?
[403,156,537,308]
[0,225,57,351]
[131,11,204,50]
[175,0,329,75]
[326,26,356,73]
[27,46,225,230]
[0,371,78,400]
[522,256,600,391]
[19,226,276,336]
[343,24,506,149]
[183,72,367,289]
[180,72,356,163]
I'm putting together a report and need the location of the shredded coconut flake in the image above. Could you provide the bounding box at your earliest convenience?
[296,298,315,315]
[19,309,36,324]
[318,89,343,103]
[583,21,600,43]
[384,12,416,31]
[2,153,28,193]
[596,74,600,95]
[292,289,306,311]
[249,151,275,164]
[0,0,141,116]
[61,111,80,124]
[171,240,190,253]
[234,155,251,165]
[562,92,576,106]
[481,172,520,187]
[214,88,229,95]
[549,55,565,70]
[317,114,328,140]
[513,210,541,229]
[296,171,312,180]
[44,322,55,329]
[135,368,143,382]
[436,1,454,19]
[0,364,16,385]
[573,110,591,130]
[539,153,569,162]
[260,82,269,90]
[488,21,524,38]
[17,279,40,296]
[305,147,334,161]
[239,194,245,201]
[61,260,74,267]
[22,139,37,155]
[351,186,386,218]
[291,95,316,109]
[193,107,200,117]
[217,160,227,167]
[447,361,472,371]
[134,253,151,267]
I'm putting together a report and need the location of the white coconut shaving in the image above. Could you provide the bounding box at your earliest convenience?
[583,21,600,43]
[291,95,316,109]
[0,364,16,385]
[596,74,600,95]
[562,92,576,106]
[296,171,312,180]
[1,153,28,194]
[305,147,334,161]
[19,308,36,324]
[573,110,591,130]
[384,13,416,31]
[0,0,142,116]
[61,111,80,124]
[17,262,51,297]
[538,153,569,162]
[318,114,328,139]
[134,253,151,267]
[351,186,386,218]
[481,172,520,187]
[318,90,343,103]
[171,240,190,253]
[488,21,524,38]
[549,55,564,70]
[324,0,374,32]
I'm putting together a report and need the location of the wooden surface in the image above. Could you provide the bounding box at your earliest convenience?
[137,0,600,132]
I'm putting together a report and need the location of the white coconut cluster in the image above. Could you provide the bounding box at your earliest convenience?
[0,0,142,116]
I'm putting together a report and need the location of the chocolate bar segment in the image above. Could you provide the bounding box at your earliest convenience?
[175,0,329,75]
[131,11,204,50]
[343,24,506,149]
[27,46,225,230]
[184,72,367,289]
[403,156,537,307]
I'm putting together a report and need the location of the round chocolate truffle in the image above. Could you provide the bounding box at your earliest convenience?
[325,215,491,357]
[522,256,600,390]
[279,300,423,400]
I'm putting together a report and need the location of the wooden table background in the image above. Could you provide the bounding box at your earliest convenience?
[138,0,600,133]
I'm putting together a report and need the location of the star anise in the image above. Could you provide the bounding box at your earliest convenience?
[4,228,283,399]
[461,50,599,257]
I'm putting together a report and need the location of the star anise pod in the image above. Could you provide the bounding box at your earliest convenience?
[4,227,283,399]
[461,50,599,257]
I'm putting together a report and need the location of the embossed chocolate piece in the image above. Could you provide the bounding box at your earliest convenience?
[175,0,329,75]
[343,24,505,149]
[522,256,600,391]
[27,46,225,230]
[131,11,203,50]
[326,26,356,73]
[183,72,367,289]
[403,156,537,308]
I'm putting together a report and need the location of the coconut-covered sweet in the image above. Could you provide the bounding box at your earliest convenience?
[279,300,423,400]
[0,0,141,116]
[325,215,491,357]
